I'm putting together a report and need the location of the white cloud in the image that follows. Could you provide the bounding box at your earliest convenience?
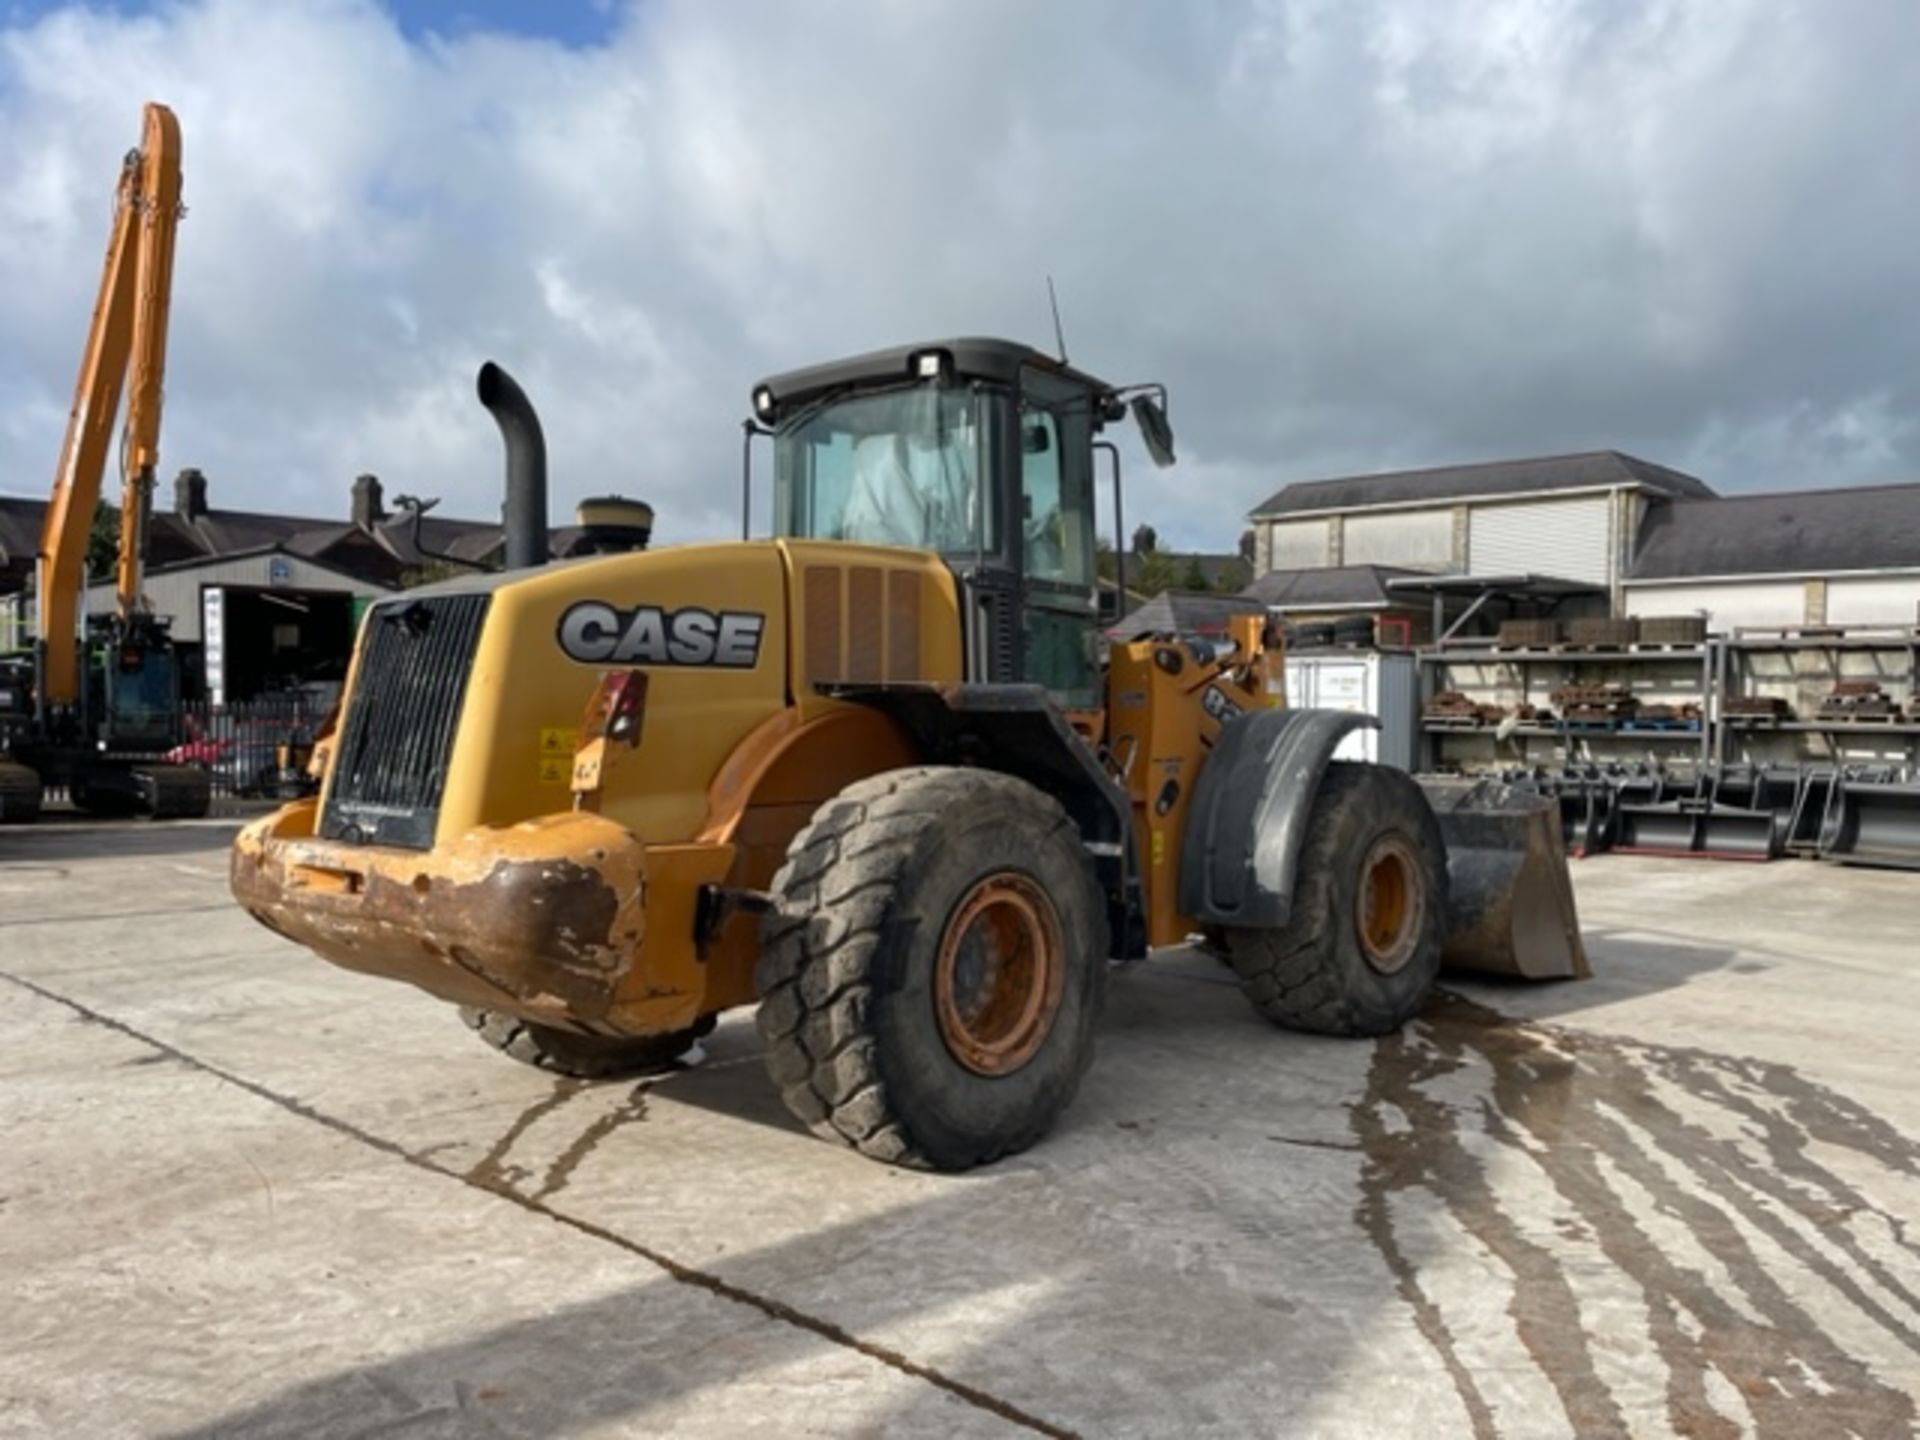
[3,0,1918,549]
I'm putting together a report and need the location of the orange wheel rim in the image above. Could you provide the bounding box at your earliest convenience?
[1355,835,1422,975]
[933,872,1065,1077]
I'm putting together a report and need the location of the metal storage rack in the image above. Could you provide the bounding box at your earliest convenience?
[1417,642,1718,771]
[1714,626,1920,769]
[1416,624,1920,776]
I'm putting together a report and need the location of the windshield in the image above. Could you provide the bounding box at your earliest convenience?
[774,386,990,553]
[103,647,177,738]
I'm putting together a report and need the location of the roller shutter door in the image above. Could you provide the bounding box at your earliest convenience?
[1343,509,1453,569]
[1469,497,1611,585]
[1268,519,1331,569]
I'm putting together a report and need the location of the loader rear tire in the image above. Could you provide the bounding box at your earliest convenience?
[1222,762,1446,1037]
[459,1007,714,1080]
[756,766,1107,1171]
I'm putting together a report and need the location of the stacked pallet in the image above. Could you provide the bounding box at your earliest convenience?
[1425,691,1508,727]
[1496,618,1559,649]
[1564,617,1639,650]
[1725,694,1793,720]
[1638,615,1708,647]
[1633,702,1705,730]
[1818,680,1898,722]
[1549,681,1639,725]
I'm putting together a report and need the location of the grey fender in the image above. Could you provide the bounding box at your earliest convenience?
[1177,708,1380,929]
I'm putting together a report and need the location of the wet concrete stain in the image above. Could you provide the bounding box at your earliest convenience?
[1355,993,1920,1440]
[464,1078,652,1203]
[463,1080,584,1195]
[528,1088,649,1203]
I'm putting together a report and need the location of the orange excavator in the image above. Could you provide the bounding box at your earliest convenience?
[0,103,209,821]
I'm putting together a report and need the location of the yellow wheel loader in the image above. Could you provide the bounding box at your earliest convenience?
[232,338,1584,1171]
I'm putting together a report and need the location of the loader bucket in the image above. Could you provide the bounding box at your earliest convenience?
[1416,777,1590,981]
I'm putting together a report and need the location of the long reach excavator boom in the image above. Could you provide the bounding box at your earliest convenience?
[0,102,206,823]
[37,100,184,705]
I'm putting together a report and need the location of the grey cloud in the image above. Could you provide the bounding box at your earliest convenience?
[3,0,1917,552]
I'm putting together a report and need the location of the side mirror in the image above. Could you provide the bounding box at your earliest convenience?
[1131,396,1176,468]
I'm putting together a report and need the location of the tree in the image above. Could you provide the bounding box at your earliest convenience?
[1130,549,1181,598]
[1180,557,1209,591]
[398,560,468,589]
[88,501,120,580]
[1131,523,1158,556]
[1213,560,1251,593]
[1237,528,1257,563]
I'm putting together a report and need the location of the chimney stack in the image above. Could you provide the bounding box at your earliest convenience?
[173,467,208,520]
[351,473,386,530]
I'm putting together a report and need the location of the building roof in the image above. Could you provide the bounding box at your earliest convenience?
[0,493,516,595]
[1630,482,1920,581]
[1242,564,1426,610]
[1108,589,1268,640]
[1252,450,1716,519]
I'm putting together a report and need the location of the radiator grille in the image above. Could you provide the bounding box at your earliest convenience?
[803,563,929,687]
[887,570,921,677]
[846,566,883,682]
[319,593,490,849]
[805,566,841,681]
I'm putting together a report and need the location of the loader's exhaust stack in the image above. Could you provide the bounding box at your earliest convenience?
[1418,777,1589,981]
[477,361,547,570]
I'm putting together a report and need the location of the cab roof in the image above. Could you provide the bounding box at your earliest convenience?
[753,337,1113,416]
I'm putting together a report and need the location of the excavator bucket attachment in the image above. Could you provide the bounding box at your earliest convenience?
[1417,777,1590,981]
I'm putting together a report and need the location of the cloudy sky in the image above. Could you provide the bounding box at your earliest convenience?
[3,0,1917,551]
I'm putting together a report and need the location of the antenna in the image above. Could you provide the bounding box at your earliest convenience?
[1046,275,1069,364]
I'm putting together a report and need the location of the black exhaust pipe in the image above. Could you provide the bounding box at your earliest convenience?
[477,361,547,570]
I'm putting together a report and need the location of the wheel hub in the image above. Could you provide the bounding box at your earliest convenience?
[934,872,1065,1077]
[1355,834,1423,975]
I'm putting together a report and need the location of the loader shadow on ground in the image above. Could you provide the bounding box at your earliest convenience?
[636,929,1745,1151]
[155,1185,1067,1440]
[1446,931,1749,1022]
[159,971,1920,1440]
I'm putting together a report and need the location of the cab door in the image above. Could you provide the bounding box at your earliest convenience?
[1016,367,1101,710]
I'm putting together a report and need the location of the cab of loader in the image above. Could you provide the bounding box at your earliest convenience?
[752,338,1164,711]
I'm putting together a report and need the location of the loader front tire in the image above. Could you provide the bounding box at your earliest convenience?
[756,767,1107,1171]
[1222,762,1446,1037]
[459,1007,714,1080]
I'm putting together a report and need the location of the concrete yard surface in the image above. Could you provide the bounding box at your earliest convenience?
[2,819,1917,1438]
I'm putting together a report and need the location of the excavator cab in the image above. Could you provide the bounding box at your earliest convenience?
[87,616,185,751]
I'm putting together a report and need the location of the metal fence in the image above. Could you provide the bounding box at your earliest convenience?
[174,694,333,798]
[21,693,334,811]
